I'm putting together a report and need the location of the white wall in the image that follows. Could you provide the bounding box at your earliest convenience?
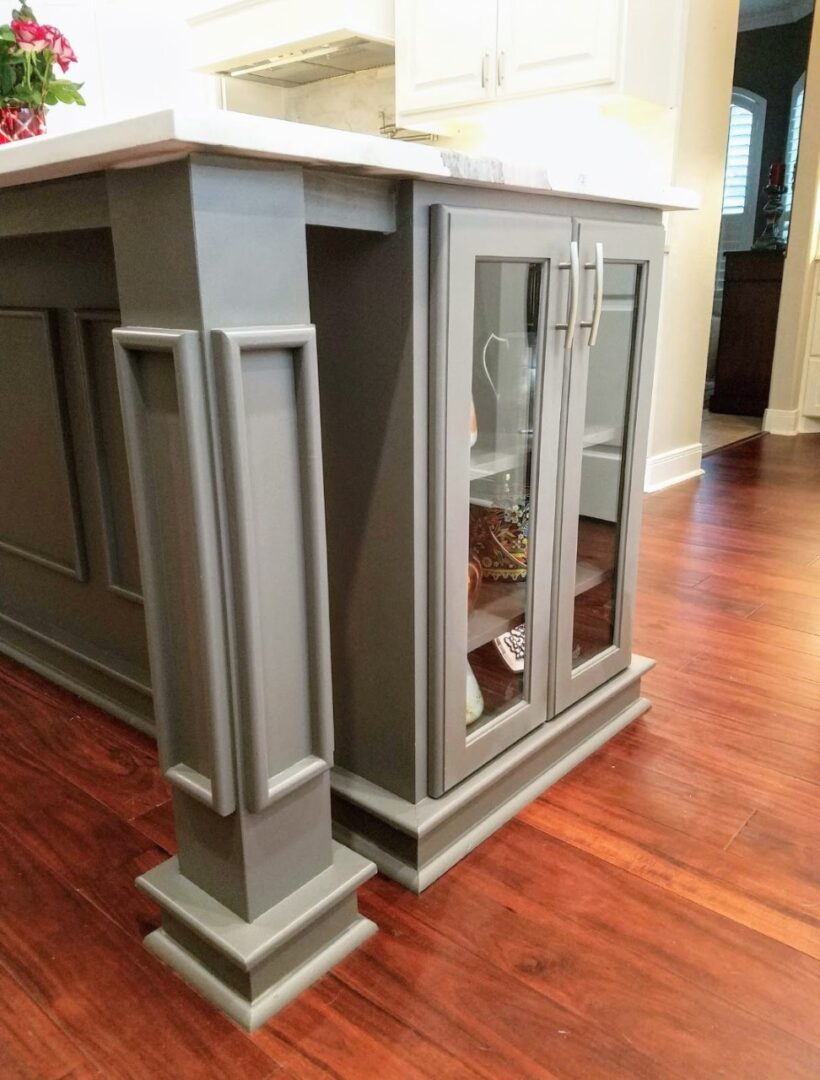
[644,0,740,490]
[28,1,218,135]
[765,10,820,435]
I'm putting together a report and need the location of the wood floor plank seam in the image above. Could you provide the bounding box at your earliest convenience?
[367,878,708,1080]
[0,942,109,1080]
[447,832,820,1063]
[316,974,487,1080]
[518,806,820,960]
[361,898,692,1080]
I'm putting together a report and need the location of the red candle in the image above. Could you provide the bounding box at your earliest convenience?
[770,161,786,187]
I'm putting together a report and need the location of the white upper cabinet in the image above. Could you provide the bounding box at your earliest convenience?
[395,0,497,113]
[496,0,621,98]
[396,0,685,119]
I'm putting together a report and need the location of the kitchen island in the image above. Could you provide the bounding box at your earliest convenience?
[0,109,694,1028]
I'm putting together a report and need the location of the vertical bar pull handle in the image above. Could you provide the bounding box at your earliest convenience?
[583,242,605,347]
[557,240,580,349]
[481,52,490,89]
[497,51,506,87]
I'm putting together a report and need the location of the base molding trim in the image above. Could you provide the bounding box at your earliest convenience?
[138,843,377,1031]
[763,408,800,435]
[644,442,704,492]
[0,634,154,736]
[145,917,376,1031]
[332,658,653,892]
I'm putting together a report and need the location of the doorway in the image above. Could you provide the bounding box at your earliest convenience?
[702,0,814,454]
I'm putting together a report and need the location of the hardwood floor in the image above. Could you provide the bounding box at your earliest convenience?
[1,433,819,1079]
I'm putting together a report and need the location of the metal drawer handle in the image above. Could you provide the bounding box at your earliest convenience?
[579,242,604,347]
[481,52,489,88]
[556,240,580,349]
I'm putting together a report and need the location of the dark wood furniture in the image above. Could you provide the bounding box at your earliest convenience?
[710,249,785,417]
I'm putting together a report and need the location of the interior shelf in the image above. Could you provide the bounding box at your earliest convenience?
[468,580,526,652]
[583,424,620,449]
[575,559,609,596]
[471,428,616,486]
[470,447,521,480]
[467,558,609,652]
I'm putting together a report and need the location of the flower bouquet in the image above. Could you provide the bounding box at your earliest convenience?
[0,3,84,143]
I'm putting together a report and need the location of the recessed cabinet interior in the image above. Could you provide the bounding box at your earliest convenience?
[315,182,665,890]
[395,0,685,119]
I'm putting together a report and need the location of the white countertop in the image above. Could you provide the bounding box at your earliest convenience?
[0,108,698,211]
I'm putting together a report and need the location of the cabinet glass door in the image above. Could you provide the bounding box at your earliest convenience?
[430,205,571,795]
[553,220,664,713]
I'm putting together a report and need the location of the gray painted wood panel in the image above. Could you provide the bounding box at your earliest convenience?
[0,229,151,730]
[114,328,236,817]
[212,327,334,814]
[306,215,421,804]
[76,310,142,603]
[0,308,87,580]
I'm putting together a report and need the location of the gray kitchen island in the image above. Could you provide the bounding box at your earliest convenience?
[0,109,694,1028]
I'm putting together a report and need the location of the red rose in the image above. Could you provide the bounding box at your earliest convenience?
[11,19,49,53]
[11,19,77,72]
[45,28,77,72]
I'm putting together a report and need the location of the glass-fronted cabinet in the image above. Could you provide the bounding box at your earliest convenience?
[324,192,669,887]
[553,220,664,712]
[429,206,570,795]
[429,207,663,795]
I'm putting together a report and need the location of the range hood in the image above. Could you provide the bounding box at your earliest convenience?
[188,1,395,88]
[226,33,394,88]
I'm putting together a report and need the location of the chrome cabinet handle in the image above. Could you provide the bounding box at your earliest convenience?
[498,51,506,87]
[481,52,489,88]
[556,240,580,349]
[580,242,604,347]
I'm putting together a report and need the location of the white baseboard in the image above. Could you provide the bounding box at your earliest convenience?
[644,442,704,493]
[763,408,800,435]
[798,415,820,434]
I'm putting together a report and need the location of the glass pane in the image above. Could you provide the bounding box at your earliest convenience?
[466,259,541,729]
[571,261,641,668]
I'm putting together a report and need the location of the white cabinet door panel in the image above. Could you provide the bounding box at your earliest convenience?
[497,0,622,98]
[396,0,497,115]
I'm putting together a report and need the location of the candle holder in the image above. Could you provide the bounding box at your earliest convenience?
[753,180,787,252]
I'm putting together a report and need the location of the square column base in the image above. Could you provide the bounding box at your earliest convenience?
[137,843,377,1031]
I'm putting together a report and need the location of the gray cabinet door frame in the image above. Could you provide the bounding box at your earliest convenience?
[429,205,572,796]
[552,219,664,714]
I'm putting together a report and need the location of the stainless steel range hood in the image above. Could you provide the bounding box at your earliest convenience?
[188,1,395,88]
[226,33,394,88]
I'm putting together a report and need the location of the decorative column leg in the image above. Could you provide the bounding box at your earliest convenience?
[107,160,376,1031]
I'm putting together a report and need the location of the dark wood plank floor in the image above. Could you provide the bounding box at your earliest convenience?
[1,433,819,1079]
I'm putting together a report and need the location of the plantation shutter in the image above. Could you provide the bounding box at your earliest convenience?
[714,90,766,314]
[722,103,755,216]
[781,73,806,242]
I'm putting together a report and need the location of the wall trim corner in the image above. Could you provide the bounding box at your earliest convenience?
[763,407,800,435]
[644,442,704,492]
